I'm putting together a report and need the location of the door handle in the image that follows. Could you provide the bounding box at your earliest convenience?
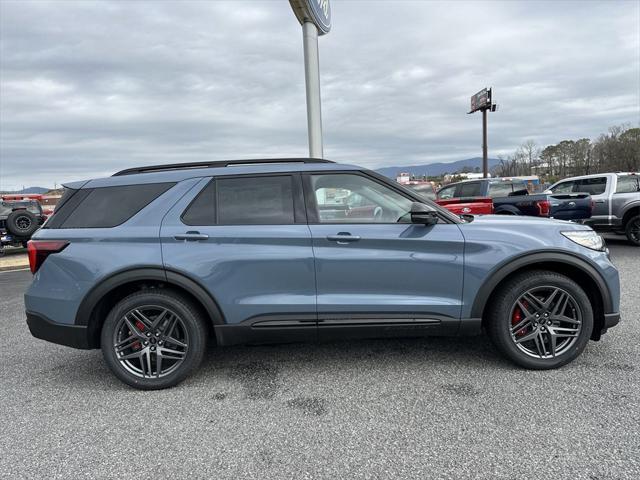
[594,199,605,204]
[327,233,361,244]
[174,231,209,241]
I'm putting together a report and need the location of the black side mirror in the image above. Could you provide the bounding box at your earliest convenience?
[410,202,438,225]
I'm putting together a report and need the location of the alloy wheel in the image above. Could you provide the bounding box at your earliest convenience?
[629,218,640,243]
[112,305,189,378]
[15,215,32,231]
[509,286,582,359]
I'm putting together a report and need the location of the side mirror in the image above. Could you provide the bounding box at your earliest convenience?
[410,202,438,225]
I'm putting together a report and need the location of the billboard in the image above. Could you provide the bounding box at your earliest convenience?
[469,88,492,113]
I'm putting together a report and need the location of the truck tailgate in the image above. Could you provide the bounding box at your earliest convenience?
[549,193,592,220]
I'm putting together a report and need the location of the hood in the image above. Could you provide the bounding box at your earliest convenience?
[467,214,591,230]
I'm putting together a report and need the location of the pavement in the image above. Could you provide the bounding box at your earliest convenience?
[0,247,28,271]
[0,235,638,479]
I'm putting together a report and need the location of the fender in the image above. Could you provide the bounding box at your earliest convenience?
[470,251,614,318]
[75,267,226,327]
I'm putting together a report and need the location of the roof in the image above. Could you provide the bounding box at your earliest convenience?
[66,158,365,189]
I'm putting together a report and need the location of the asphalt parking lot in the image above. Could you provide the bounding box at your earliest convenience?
[0,236,638,479]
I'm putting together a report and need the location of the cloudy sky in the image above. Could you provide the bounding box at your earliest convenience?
[1,0,638,190]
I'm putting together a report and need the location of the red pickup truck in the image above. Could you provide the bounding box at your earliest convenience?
[407,183,494,215]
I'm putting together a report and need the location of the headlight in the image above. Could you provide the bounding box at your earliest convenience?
[561,230,605,251]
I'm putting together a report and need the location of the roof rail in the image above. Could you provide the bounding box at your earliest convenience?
[112,158,333,176]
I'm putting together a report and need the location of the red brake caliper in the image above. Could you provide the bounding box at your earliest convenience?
[131,320,145,350]
[512,303,527,337]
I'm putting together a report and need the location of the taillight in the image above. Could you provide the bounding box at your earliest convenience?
[536,200,550,217]
[27,240,69,274]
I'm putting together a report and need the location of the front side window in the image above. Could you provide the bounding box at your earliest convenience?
[217,175,295,225]
[616,175,639,193]
[310,174,415,223]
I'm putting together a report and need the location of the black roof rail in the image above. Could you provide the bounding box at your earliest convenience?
[112,158,333,176]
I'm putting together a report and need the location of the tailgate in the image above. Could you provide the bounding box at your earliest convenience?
[549,193,592,220]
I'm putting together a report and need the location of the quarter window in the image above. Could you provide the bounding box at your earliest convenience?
[182,180,216,226]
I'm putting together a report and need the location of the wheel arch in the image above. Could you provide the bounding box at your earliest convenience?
[494,205,520,215]
[621,203,640,226]
[77,267,226,348]
[472,252,612,341]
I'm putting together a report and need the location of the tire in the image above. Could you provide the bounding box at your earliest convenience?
[624,214,640,246]
[6,210,39,238]
[101,289,208,390]
[486,270,593,370]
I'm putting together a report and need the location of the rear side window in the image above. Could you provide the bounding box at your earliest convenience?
[575,177,606,195]
[217,176,295,225]
[48,183,174,228]
[488,182,514,198]
[457,182,482,197]
[616,176,639,193]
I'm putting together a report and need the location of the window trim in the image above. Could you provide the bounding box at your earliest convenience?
[180,173,306,226]
[302,170,459,225]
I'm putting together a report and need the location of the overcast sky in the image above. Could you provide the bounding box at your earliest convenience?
[1,0,639,190]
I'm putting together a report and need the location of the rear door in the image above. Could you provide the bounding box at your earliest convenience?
[160,174,317,343]
[304,171,465,341]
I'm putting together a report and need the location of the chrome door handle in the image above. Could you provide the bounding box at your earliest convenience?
[327,234,361,244]
[174,232,209,241]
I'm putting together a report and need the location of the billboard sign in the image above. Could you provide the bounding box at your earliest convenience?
[290,0,331,35]
[469,88,491,113]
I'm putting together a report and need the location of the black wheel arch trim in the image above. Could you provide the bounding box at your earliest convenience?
[470,250,614,318]
[75,266,226,328]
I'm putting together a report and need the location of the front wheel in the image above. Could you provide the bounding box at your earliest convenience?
[625,214,640,246]
[486,270,593,369]
[101,289,208,390]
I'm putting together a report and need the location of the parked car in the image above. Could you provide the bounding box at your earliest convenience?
[25,159,620,389]
[0,199,45,253]
[437,178,593,220]
[547,173,640,246]
[406,182,437,200]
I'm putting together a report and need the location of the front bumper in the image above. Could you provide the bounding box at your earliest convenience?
[603,312,620,330]
[26,312,91,349]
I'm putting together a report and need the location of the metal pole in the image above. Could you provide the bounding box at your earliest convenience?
[482,108,488,178]
[302,21,323,158]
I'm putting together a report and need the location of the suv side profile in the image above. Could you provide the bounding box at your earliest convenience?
[25,159,621,389]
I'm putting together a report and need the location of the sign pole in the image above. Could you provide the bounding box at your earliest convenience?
[482,108,488,178]
[302,21,323,158]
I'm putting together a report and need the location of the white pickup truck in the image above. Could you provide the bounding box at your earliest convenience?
[548,172,640,246]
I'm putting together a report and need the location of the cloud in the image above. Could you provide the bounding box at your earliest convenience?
[0,0,638,189]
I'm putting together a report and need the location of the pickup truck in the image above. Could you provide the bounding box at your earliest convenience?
[407,183,495,215]
[548,172,640,246]
[436,178,593,220]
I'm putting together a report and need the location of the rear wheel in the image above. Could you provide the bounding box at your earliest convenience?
[625,214,640,246]
[101,289,207,390]
[486,270,593,369]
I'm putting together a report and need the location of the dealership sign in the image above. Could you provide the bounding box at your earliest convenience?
[469,88,492,113]
[289,0,331,35]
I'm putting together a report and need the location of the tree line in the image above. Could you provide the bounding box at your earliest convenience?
[495,125,639,181]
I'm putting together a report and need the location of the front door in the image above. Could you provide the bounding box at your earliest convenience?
[160,174,317,344]
[304,172,465,340]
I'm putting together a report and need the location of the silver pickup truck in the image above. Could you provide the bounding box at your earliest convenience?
[548,172,640,246]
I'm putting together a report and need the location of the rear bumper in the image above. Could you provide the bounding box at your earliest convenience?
[26,312,91,349]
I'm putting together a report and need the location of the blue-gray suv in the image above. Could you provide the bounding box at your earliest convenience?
[25,159,621,389]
